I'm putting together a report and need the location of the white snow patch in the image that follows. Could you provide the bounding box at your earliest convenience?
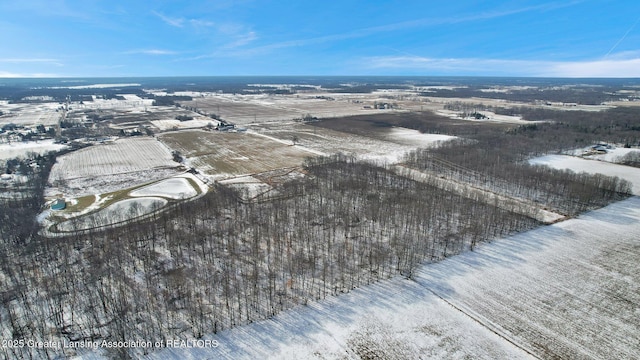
[0,139,67,160]
[151,119,218,131]
[386,127,456,147]
[130,178,198,199]
[219,175,273,199]
[57,197,167,231]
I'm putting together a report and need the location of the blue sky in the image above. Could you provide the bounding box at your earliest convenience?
[1,0,639,77]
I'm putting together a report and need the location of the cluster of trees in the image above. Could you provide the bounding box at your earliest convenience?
[618,151,640,168]
[422,85,629,105]
[152,95,193,107]
[0,153,56,243]
[175,115,194,121]
[404,145,631,215]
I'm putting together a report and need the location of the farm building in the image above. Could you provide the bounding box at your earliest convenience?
[51,199,66,210]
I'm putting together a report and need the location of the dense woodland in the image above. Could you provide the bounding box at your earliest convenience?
[423,85,632,104]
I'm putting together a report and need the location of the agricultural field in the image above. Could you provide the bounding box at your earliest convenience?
[65,104,215,131]
[47,137,181,198]
[148,196,640,360]
[179,92,398,125]
[247,121,455,164]
[158,130,314,179]
[0,100,62,126]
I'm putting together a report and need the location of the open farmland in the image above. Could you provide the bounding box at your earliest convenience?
[147,196,640,360]
[66,104,215,131]
[180,92,395,125]
[248,121,455,163]
[158,130,314,178]
[0,101,62,126]
[47,137,180,197]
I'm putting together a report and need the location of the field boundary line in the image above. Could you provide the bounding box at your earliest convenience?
[414,279,541,359]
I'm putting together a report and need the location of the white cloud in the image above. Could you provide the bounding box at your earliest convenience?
[153,11,185,28]
[0,58,60,63]
[230,1,584,55]
[546,58,640,77]
[0,58,64,68]
[224,31,258,49]
[364,55,640,77]
[124,49,178,55]
[0,70,60,78]
[189,19,215,28]
[153,11,218,30]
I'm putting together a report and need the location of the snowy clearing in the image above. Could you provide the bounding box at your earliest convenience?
[57,197,167,232]
[384,127,456,147]
[530,155,640,194]
[143,196,640,360]
[0,139,67,160]
[130,177,198,199]
[435,109,545,124]
[218,175,274,200]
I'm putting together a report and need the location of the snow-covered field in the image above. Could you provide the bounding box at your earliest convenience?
[530,154,640,194]
[142,196,640,360]
[249,123,456,164]
[180,93,397,125]
[0,101,62,126]
[48,137,180,197]
[130,177,198,199]
[0,139,67,160]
